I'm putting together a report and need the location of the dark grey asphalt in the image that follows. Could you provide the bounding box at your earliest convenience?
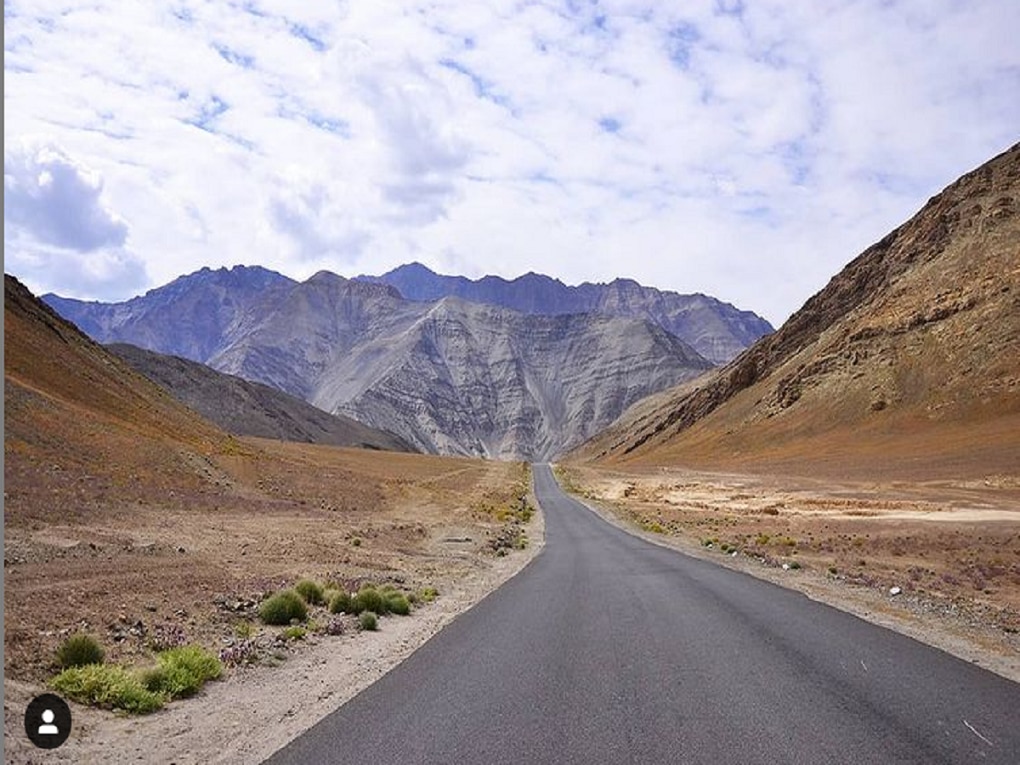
[265,464,1020,764]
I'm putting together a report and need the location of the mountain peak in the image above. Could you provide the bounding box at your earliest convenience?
[358,264,772,363]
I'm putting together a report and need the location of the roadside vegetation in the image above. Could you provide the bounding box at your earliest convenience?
[50,634,222,715]
[474,462,536,555]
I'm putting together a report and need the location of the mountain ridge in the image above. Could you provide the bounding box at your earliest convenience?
[43,269,714,459]
[356,263,772,363]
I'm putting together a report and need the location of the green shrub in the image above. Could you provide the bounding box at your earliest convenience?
[259,590,308,625]
[56,633,105,669]
[418,587,439,603]
[146,645,223,699]
[282,626,307,641]
[359,612,378,631]
[234,621,255,639]
[294,579,324,606]
[329,591,353,614]
[51,664,163,714]
[385,593,411,616]
[354,586,386,615]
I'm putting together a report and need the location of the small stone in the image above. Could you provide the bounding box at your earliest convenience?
[889,586,902,596]
[782,563,791,571]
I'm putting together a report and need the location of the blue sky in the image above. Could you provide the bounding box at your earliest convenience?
[4,0,1018,325]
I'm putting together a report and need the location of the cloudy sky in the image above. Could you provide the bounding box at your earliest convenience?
[4,1,1018,325]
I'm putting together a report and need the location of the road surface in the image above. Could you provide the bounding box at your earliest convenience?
[265,464,1020,764]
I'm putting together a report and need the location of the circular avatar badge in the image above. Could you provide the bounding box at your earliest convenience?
[25,693,72,749]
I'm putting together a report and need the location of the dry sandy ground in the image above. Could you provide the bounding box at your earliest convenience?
[556,464,1020,683]
[4,441,543,764]
[4,522,543,764]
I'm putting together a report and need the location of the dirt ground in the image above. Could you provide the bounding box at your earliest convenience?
[556,464,1020,682]
[3,439,542,764]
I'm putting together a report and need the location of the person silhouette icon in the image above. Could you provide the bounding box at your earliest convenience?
[25,693,72,749]
[38,709,60,735]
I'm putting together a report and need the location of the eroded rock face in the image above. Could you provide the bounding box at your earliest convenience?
[357,264,773,364]
[45,269,713,459]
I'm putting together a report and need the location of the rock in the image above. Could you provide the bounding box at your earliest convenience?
[889,586,903,596]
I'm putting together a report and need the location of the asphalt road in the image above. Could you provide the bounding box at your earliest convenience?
[265,464,1020,764]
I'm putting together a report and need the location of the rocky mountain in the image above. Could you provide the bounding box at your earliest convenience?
[108,343,413,452]
[576,142,1020,480]
[44,265,294,362]
[357,263,772,364]
[45,270,713,459]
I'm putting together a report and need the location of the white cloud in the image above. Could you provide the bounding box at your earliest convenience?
[4,140,129,251]
[3,0,1018,324]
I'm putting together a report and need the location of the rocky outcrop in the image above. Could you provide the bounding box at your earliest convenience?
[357,263,773,363]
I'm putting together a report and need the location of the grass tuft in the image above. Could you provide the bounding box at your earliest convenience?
[359,611,378,631]
[145,645,223,699]
[294,579,324,606]
[329,591,353,614]
[56,633,105,669]
[259,590,308,625]
[51,664,163,714]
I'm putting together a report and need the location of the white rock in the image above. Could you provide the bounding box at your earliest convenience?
[889,586,902,596]
[782,563,791,571]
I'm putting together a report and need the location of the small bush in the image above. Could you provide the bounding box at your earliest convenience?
[57,633,105,669]
[359,612,378,631]
[325,617,346,636]
[219,640,257,667]
[329,591,353,614]
[146,645,223,699]
[788,561,802,570]
[418,587,439,603]
[385,593,411,616]
[51,664,163,714]
[294,579,324,606]
[259,590,308,625]
[234,621,256,639]
[282,626,307,641]
[351,538,362,547]
[354,587,386,615]
[148,623,187,652]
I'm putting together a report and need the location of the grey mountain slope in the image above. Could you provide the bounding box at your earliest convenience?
[357,262,773,363]
[44,267,713,460]
[44,265,295,361]
[108,343,413,452]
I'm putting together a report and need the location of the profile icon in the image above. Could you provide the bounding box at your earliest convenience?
[25,693,72,749]
[38,708,60,735]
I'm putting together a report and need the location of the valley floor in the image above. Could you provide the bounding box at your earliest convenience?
[556,463,1020,683]
[3,440,542,764]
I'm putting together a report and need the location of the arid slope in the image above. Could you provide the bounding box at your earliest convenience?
[579,142,1020,480]
[4,275,537,690]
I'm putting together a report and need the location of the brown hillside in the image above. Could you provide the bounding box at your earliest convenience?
[579,142,1020,480]
[5,274,230,495]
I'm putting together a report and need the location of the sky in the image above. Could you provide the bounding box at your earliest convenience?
[4,1,1018,326]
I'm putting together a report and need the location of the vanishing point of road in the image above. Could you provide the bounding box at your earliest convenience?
[266,464,1020,764]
